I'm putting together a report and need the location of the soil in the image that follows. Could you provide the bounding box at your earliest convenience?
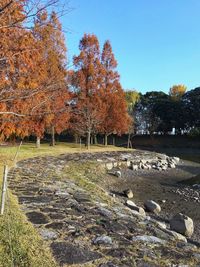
[103,159,200,244]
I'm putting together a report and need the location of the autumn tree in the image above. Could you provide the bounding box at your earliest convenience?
[0,1,70,142]
[24,10,71,147]
[169,84,187,100]
[0,1,44,140]
[100,40,130,146]
[71,34,105,149]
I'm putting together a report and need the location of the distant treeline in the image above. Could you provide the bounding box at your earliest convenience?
[126,86,200,136]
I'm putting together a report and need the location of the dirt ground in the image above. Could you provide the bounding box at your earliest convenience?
[103,159,200,244]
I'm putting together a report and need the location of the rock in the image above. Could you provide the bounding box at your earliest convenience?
[152,226,187,243]
[165,229,187,242]
[120,154,132,161]
[73,191,91,202]
[162,166,167,171]
[126,161,131,167]
[39,229,58,240]
[146,164,152,170]
[172,156,180,163]
[126,200,137,208]
[54,190,70,198]
[51,242,102,264]
[113,162,118,167]
[150,219,167,229]
[126,200,146,216]
[98,207,113,218]
[124,189,133,199]
[93,235,112,245]
[130,209,146,219]
[114,171,121,178]
[131,164,138,171]
[26,211,49,224]
[144,200,161,213]
[170,213,194,237]
[168,163,176,169]
[132,235,166,245]
[106,162,113,170]
[46,222,64,230]
[131,206,146,216]
[193,184,200,189]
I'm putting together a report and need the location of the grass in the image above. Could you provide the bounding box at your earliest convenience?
[0,142,130,267]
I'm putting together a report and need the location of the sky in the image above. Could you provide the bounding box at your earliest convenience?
[60,0,200,94]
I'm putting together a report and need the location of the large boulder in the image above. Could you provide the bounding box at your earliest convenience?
[144,200,161,213]
[169,213,194,237]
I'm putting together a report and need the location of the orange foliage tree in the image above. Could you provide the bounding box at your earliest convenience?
[0,1,70,143]
[100,40,130,145]
[0,1,44,140]
[31,11,70,147]
[71,34,106,149]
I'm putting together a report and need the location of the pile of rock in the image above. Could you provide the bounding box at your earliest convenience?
[104,152,180,172]
[130,156,180,172]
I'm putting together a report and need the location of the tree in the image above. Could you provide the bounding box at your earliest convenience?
[135,91,186,135]
[125,90,140,111]
[182,87,200,129]
[125,90,140,147]
[71,34,105,149]
[0,1,44,140]
[30,11,70,147]
[0,1,70,142]
[169,84,187,100]
[135,92,168,135]
[100,40,130,146]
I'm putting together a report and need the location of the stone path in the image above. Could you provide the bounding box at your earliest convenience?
[8,151,200,267]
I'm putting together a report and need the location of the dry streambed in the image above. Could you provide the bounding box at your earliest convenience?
[8,151,200,267]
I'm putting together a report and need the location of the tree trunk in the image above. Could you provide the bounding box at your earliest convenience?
[104,134,108,146]
[36,136,40,148]
[86,131,91,150]
[127,133,131,148]
[127,133,133,148]
[90,135,93,145]
[74,134,78,144]
[94,135,98,145]
[50,126,55,146]
[112,136,115,146]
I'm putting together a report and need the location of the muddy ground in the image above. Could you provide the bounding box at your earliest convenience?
[103,158,200,244]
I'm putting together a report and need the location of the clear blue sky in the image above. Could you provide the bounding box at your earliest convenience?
[60,0,200,94]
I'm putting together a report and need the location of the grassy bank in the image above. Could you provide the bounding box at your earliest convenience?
[0,142,129,267]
